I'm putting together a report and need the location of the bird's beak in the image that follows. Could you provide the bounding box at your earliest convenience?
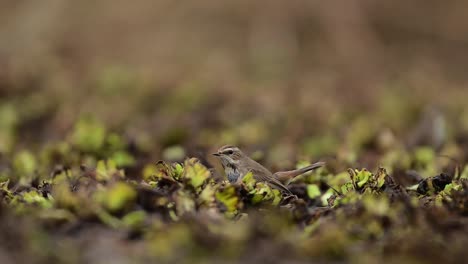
[212,153,220,156]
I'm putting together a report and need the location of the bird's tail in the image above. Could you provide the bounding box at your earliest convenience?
[274,161,325,183]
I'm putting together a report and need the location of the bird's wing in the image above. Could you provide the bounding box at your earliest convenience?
[249,167,292,194]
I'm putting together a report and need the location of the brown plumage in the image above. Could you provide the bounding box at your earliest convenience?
[274,162,326,183]
[212,146,325,194]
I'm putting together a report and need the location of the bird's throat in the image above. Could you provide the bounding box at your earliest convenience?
[225,163,241,183]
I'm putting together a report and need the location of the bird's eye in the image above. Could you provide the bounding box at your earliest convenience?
[225,150,234,155]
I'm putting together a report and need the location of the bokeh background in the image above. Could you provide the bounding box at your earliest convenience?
[2,1,468,167]
[2,1,468,263]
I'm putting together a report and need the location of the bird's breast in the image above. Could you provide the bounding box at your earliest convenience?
[225,167,241,183]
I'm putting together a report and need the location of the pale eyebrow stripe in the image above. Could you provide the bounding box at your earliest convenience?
[220,148,235,154]
[220,145,235,150]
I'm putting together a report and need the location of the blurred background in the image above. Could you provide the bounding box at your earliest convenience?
[3,2,468,263]
[2,0,468,169]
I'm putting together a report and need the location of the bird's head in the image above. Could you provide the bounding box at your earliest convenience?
[212,145,244,167]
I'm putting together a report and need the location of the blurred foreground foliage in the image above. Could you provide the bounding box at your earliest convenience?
[0,117,467,264]
[3,1,468,262]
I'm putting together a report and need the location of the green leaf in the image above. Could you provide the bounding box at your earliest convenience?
[111,151,136,167]
[250,193,264,204]
[183,159,210,189]
[307,184,321,199]
[356,169,372,188]
[38,209,76,224]
[52,182,80,211]
[373,167,387,189]
[303,134,338,156]
[95,207,122,228]
[162,145,186,161]
[0,180,12,200]
[363,195,390,217]
[321,189,334,206]
[22,190,52,208]
[13,150,37,177]
[96,159,123,181]
[215,185,239,215]
[242,172,256,190]
[142,163,158,181]
[100,182,137,213]
[406,184,419,191]
[246,181,282,205]
[341,182,354,194]
[249,183,269,204]
[122,210,147,229]
[199,184,215,206]
[70,117,106,153]
[152,161,175,180]
[173,163,184,178]
[107,133,127,151]
[271,189,282,206]
[414,147,435,165]
[175,190,196,216]
[459,165,468,180]
[349,169,372,189]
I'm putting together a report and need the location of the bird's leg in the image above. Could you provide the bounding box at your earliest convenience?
[282,193,299,202]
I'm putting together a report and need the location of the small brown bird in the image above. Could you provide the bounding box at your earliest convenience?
[212,145,325,194]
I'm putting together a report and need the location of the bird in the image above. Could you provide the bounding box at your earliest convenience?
[212,145,325,194]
